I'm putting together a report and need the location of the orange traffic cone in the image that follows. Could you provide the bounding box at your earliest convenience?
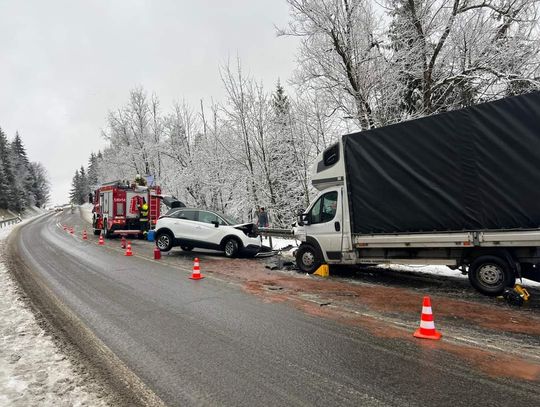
[121,236,126,249]
[189,258,204,280]
[98,234,105,246]
[413,296,442,340]
[82,230,88,240]
[125,242,133,257]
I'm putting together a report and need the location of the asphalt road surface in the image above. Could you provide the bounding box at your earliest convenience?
[8,211,540,406]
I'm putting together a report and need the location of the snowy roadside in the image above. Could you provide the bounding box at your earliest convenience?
[79,203,93,225]
[0,219,112,406]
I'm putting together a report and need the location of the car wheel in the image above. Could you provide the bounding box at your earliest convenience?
[223,238,239,258]
[156,231,173,252]
[468,255,515,296]
[181,245,193,252]
[295,244,322,274]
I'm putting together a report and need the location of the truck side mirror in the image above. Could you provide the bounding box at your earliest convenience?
[211,220,219,228]
[296,208,305,226]
[297,210,309,226]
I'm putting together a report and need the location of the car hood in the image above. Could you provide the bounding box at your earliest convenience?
[233,223,259,236]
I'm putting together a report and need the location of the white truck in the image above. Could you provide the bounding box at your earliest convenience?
[294,92,540,296]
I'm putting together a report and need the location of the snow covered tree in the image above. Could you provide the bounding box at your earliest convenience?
[0,128,50,210]
[0,127,14,209]
[279,0,383,129]
[69,168,89,205]
[28,162,50,208]
[280,0,540,126]
[87,152,100,191]
[9,132,33,210]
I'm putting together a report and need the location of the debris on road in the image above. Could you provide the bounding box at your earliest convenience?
[501,285,531,307]
[265,256,296,271]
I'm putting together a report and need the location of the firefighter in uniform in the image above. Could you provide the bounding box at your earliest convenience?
[138,198,149,236]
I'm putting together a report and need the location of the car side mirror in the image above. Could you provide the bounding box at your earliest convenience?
[211,220,219,228]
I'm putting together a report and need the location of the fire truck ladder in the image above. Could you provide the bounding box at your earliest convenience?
[149,196,159,226]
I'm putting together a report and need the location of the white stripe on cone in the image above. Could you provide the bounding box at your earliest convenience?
[420,320,435,330]
[422,306,433,314]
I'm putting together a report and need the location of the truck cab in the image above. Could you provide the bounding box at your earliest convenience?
[293,92,540,296]
[294,141,355,272]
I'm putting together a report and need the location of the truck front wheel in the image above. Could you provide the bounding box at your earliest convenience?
[296,244,322,274]
[468,255,515,296]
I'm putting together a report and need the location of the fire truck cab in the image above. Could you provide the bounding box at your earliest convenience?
[92,180,162,238]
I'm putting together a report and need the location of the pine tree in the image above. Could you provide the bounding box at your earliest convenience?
[79,166,89,203]
[87,152,99,190]
[69,170,81,204]
[269,80,301,226]
[0,161,8,209]
[10,132,34,209]
[0,127,18,210]
[29,162,50,208]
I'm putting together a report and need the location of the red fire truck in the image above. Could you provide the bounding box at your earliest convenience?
[92,180,162,238]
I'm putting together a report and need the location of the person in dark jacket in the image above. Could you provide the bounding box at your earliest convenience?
[257,207,269,228]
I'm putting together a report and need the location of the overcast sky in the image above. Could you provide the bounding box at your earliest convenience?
[0,0,299,205]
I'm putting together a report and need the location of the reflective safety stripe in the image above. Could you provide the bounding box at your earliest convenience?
[422,306,433,314]
[420,320,435,330]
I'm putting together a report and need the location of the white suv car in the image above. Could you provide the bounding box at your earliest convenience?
[155,208,261,257]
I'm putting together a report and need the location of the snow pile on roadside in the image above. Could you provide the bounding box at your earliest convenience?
[265,237,299,251]
[79,203,93,225]
[0,224,111,406]
[384,263,467,279]
[378,263,540,288]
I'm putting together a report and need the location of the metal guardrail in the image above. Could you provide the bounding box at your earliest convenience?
[0,216,22,229]
[257,227,295,238]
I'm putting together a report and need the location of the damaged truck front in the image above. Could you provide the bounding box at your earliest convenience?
[294,91,540,296]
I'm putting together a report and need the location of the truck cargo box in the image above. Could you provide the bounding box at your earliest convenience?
[343,91,540,235]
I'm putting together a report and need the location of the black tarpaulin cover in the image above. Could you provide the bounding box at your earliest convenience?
[343,92,540,235]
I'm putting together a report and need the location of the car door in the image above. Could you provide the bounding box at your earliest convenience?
[195,211,226,248]
[169,209,199,243]
[304,189,343,260]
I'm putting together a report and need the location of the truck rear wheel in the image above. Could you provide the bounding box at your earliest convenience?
[296,244,322,274]
[468,255,515,296]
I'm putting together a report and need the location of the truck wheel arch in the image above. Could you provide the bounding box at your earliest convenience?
[305,236,326,262]
[296,243,324,273]
[464,248,520,275]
